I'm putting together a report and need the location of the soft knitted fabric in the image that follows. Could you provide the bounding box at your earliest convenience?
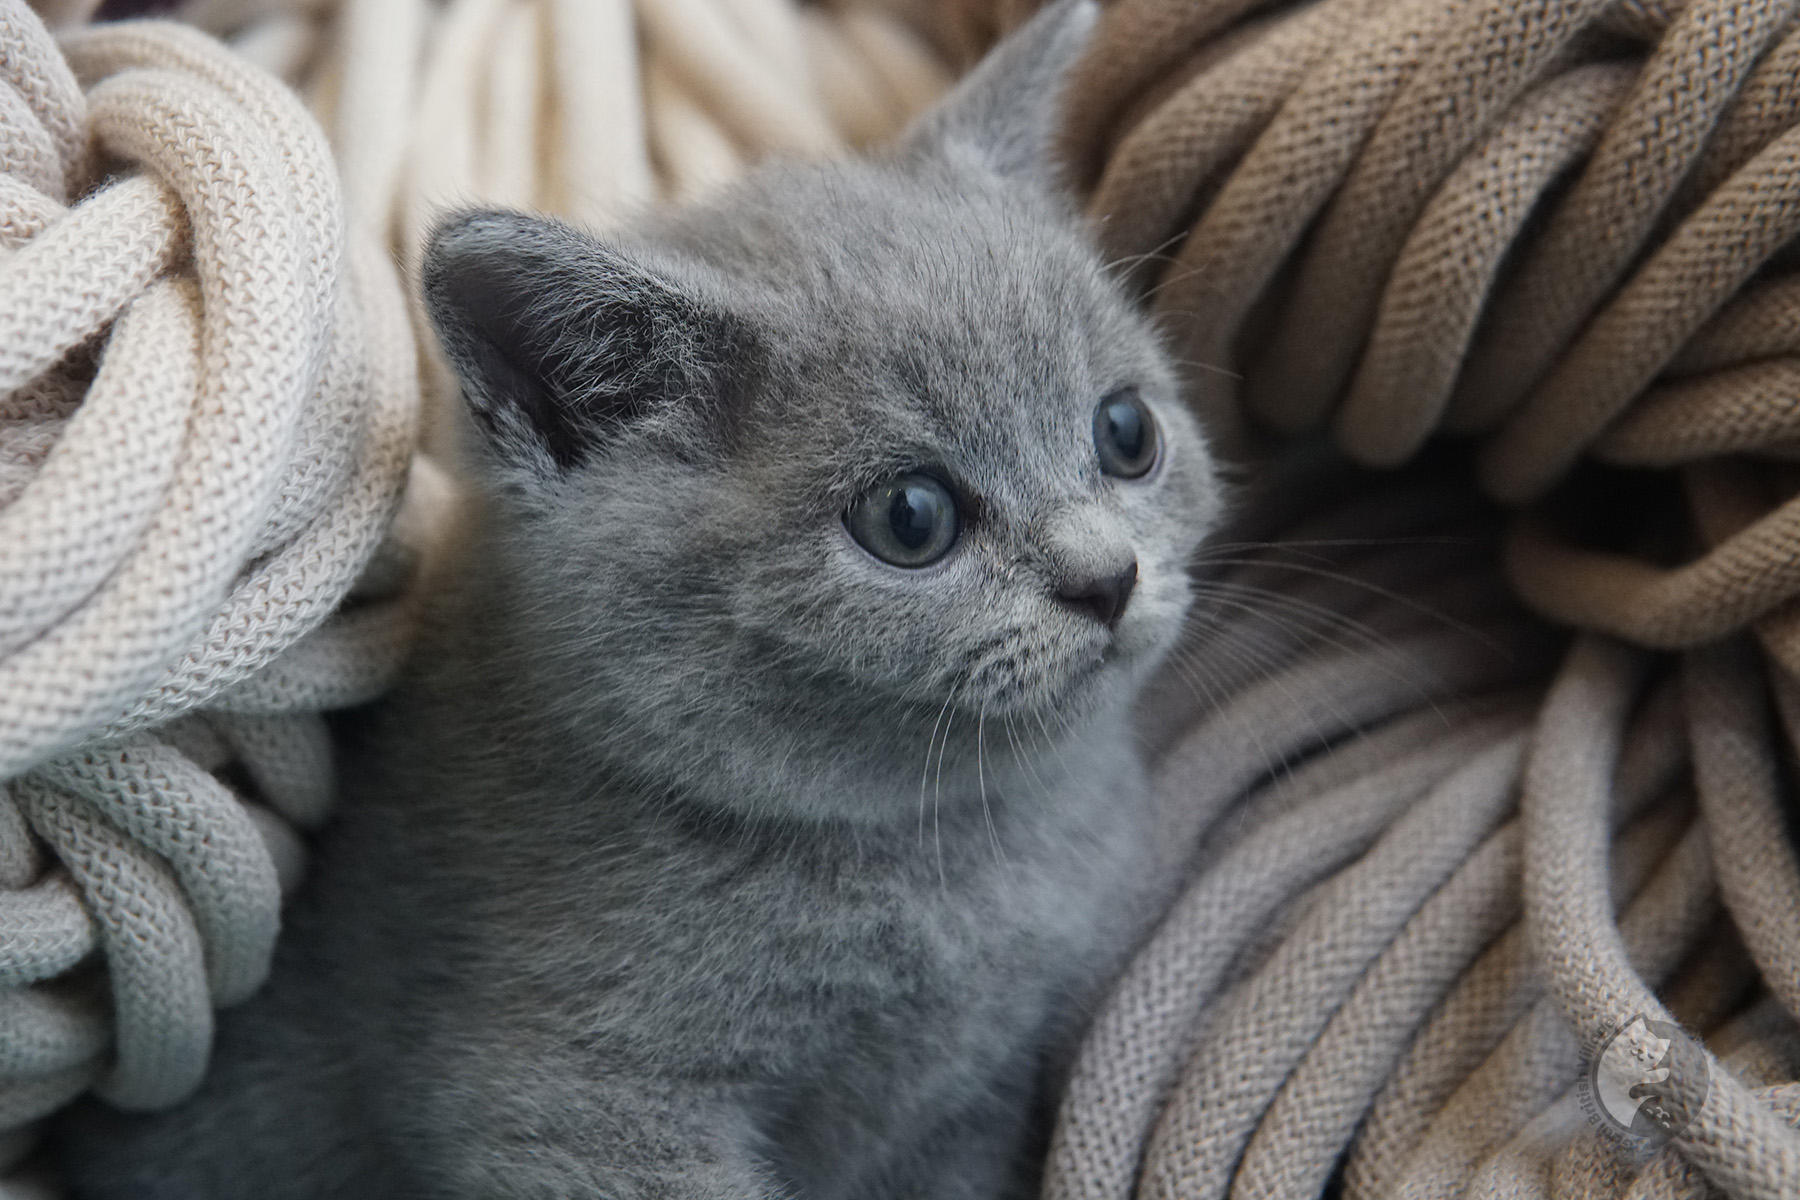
[884,0,1800,1196]
[0,0,434,1150]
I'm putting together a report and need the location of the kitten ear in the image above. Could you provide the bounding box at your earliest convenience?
[422,210,742,472]
[899,0,1097,189]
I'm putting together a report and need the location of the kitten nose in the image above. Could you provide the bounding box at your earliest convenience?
[1057,561,1137,630]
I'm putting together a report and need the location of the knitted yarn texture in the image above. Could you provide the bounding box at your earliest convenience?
[176,0,953,453]
[887,0,1800,1196]
[0,0,433,1161]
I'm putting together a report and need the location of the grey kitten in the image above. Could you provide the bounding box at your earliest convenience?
[59,2,1223,1196]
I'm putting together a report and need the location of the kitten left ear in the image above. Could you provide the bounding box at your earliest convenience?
[423,211,745,473]
[898,0,1098,191]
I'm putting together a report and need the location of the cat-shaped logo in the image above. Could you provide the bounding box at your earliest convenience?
[1577,1014,1708,1148]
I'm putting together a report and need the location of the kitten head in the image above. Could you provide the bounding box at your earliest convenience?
[422,0,1224,822]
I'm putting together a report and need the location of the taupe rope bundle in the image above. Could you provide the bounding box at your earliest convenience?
[1032,457,1800,1200]
[1032,0,1800,669]
[0,0,439,1156]
[884,0,1800,1195]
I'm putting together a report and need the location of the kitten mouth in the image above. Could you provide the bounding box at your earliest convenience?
[957,646,1096,717]
[955,609,1164,717]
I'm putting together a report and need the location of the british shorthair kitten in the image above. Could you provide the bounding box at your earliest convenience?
[60,2,1224,1195]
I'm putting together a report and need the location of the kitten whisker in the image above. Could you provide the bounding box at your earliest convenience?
[1140,257,1220,302]
[1190,535,1474,563]
[1190,579,1410,662]
[1186,584,1418,714]
[1002,712,1053,810]
[1099,231,1187,281]
[1189,557,1505,654]
[977,704,1005,868]
[1165,356,1241,380]
[1164,626,1313,792]
[920,687,959,852]
[933,692,958,890]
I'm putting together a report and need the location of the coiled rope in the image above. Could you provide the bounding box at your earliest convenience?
[1034,452,1800,1200]
[14,0,1800,1196]
[0,0,436,1160]
[1044,0,1800,669]
[885,0,1800,1195]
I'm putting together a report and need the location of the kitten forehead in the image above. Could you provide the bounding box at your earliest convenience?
[638,156,1166,503]
[654,158,1118,331]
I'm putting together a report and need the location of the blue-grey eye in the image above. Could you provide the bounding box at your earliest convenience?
[846,473,958,567]
[1094,387,1159,478]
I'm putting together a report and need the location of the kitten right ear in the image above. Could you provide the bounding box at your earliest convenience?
[422,211,742,473]
[899,0,1097,190]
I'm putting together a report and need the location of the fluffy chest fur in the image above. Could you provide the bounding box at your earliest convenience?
[303,693,1152,1200]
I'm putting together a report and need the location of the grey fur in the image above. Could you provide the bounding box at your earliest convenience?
[57,2,1224,1195]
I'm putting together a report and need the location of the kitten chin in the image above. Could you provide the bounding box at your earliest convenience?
[55,3,1227,1198]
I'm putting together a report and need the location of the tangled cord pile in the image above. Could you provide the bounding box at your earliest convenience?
[904,0,1800,1196]
[1045,0,1800,667]
[0,0,433,1168]
[0,0,954,1183]
[1043,473,1800,1200]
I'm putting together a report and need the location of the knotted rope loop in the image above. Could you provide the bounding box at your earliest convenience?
[0,0,430,1125]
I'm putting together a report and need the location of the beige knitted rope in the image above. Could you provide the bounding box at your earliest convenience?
[167,0,953,242]
[0,0,437,1149]
[170,0,953,459]
[0,0,948,1172]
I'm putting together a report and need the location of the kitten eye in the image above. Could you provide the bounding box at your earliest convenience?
[1094,387,1159,479]
[846,473,959,568]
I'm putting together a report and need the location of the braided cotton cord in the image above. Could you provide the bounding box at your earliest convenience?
[1342,801,1696,1200]
[1456,0,1800,448]
[1522,639,1800,1197]
[1045,707,1532,1200]
[1044,0,1800,645]
[1387,820,1718,1200]
[859,0,1800,1194]
[234,0,952,262]
[1140,737,1530,1200]
[0,0,430,1147]
[0,0,952,1166]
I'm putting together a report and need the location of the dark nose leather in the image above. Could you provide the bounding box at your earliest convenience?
[1058,561,1137,629]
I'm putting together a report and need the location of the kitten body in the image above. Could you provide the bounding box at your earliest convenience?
[60,4,1223,1196]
